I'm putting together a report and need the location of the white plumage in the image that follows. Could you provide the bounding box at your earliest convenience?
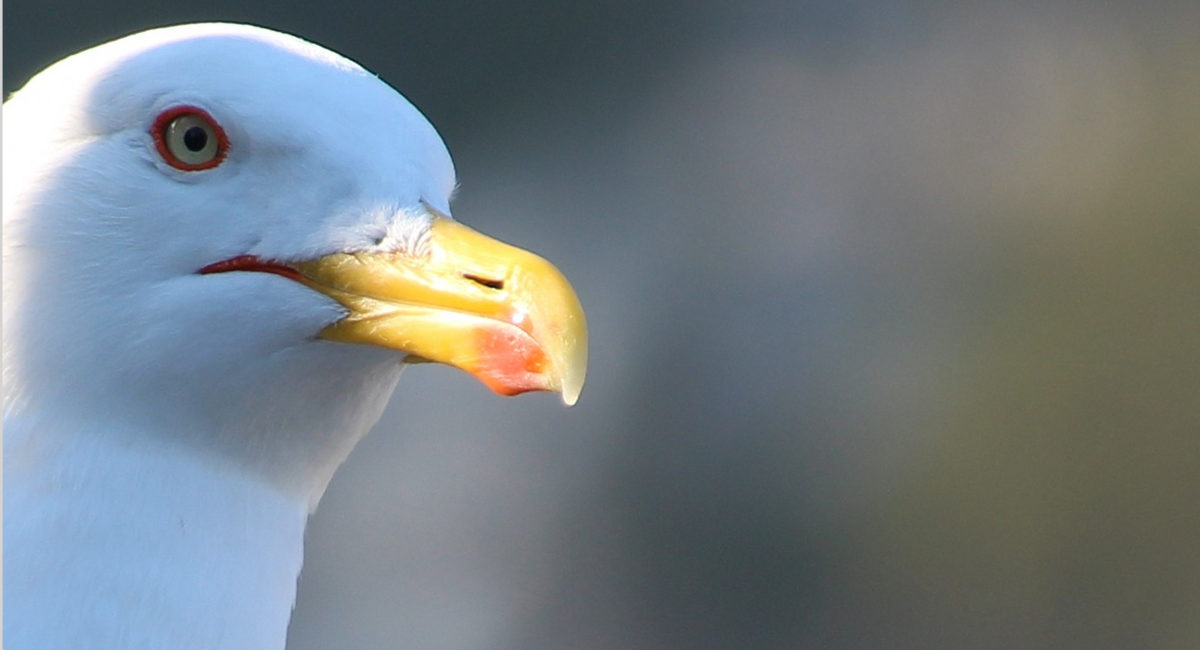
[3,23,585,650]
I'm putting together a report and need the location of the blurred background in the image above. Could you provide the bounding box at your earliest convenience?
[6,2,1200,648]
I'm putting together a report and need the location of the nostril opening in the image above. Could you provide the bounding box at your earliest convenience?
[464,273,504,290]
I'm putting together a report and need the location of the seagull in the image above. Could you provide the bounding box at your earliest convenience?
[3,23,586,650]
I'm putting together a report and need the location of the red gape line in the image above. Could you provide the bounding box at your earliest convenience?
[198,255,304,283]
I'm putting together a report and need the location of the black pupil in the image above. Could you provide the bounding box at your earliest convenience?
[182,125,208,152]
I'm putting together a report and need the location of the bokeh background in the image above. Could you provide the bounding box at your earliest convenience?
[6,2,1200,648]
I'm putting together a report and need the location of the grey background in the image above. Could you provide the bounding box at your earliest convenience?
[6,2,1200,648]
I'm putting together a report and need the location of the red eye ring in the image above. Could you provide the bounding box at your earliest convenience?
[151,105,229,171]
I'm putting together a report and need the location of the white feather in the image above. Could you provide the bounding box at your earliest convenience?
[3,23,458,649]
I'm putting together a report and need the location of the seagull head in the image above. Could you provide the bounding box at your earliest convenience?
[3,23,586,498]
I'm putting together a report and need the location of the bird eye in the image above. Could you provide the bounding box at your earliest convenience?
[152,106,228,170]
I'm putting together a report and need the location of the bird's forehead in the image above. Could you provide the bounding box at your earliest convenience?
[44,23,458,212]
[87,26,400,131]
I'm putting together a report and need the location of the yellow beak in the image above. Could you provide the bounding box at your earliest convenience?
[290,214,587,405]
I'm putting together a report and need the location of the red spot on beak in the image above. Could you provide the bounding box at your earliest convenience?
[472,325,550,396]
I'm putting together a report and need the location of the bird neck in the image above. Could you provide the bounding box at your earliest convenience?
[4,418,309,650]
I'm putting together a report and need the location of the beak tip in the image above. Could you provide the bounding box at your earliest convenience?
[555,319,587,407]
[561,382,582,407]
